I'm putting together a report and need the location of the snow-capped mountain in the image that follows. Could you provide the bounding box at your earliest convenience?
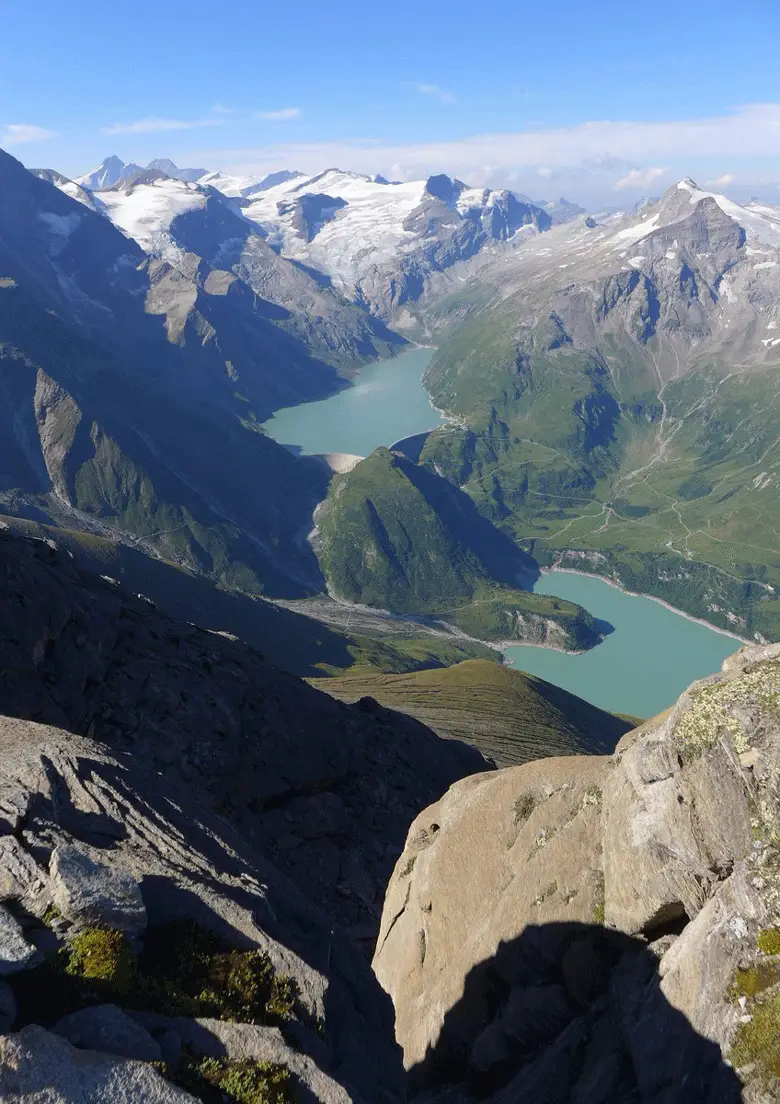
[428,177,780,393]
[52,170,401,382]
[76,155,143,191]
[29,169,107,214]
[76,156,208,191]
[197,168,303,198]
[0,144,330,594]
[207,168,552,321]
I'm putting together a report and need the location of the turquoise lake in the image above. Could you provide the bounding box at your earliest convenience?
[262,349,743,718]
[506,572,741,719]
[262,346,443,457]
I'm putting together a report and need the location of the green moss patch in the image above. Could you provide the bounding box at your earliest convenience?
[758,928,780,956]
[730,995,780,1085]
[730,962,780,1000]
[675,662,780,759]
[13,921,298,1031]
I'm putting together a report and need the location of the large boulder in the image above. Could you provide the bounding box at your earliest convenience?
[54,1005,162,1062]
[50,846,147,934]
[0,1026,196,1103]
[374,644,780,1101]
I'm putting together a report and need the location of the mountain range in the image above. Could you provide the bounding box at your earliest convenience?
[299,174,780,645]
[2,139,780,1103]
[7,142,780,655]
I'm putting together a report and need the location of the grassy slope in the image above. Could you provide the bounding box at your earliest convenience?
[312,658,635,767]
[317,447,601,648]
[422,318,780,641]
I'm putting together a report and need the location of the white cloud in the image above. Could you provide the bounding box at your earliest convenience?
[614,166,669,190]
[102,115,223,135]
[712,173,736,186]
[256,108,302,121]
[189,103,780,205]
[2,124,56,145]
[406,82,455,104]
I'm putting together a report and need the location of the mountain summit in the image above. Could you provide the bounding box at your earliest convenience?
[76,156,207,190]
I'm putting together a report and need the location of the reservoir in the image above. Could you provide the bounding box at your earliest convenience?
[263,349,744,718]
[262,346,443,457]
[505,571,740,718]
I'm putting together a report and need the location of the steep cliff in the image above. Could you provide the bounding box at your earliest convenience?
[374,642,780,1102]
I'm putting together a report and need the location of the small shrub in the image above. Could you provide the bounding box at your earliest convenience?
[758,928,780,956]
[513,792,537,825]
[13,921,298,1032]
[139,920,298,1025]
[177,1053,296,1104]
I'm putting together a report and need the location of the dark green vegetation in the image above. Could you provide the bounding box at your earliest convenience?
[14,921,297,1028]
[12,921,301,1102]
[318,448,602,649]
[312,658,634,766]
[175,1053,295,1104]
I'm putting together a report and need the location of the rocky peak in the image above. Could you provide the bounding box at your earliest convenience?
[374,642,780,1101]
[423,174,466,206]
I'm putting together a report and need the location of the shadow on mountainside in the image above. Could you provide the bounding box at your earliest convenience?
[409,921,743,1103]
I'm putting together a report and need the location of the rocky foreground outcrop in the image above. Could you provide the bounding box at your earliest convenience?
[0,529,487,1102]
[374,643,780,1102]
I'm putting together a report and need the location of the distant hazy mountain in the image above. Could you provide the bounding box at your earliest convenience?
[146,157,207,182]
[536,195,587,223]
[76,155,208,190]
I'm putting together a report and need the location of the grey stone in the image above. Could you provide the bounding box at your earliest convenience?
[0,905,41,975]
[50,846,147,934]
[54,1004,162,1062]
[133,1015,353,1104]
[0,1025,196,1102]
[375,645,780,1102]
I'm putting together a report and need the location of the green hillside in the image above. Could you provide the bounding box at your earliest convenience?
[317,447,602,650]
[312,658,636,767]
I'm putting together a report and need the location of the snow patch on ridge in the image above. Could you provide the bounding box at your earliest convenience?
[98,178,207,265]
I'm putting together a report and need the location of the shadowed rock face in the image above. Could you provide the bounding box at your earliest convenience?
[0,528,486,934]
[374,642,780,1102]
[0,528,491,1101]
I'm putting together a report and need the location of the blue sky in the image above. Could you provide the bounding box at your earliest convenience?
[3,0,780,204]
